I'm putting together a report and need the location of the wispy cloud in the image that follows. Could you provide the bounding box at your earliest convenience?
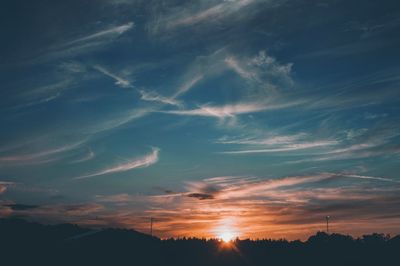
[172,74,204,98]
[164,102,265,118]
[302,68,400,112]
[139,90,182,107]
[184,174,335,200]
[225,57,257,81]
[225,51,293,85]
[32,22,134,63]
[341,174,399,183]
[0,140,86,166]
[64,22,134,47]
[218,132,339,154]
[168,0,254,28]
[146,49,223,105]
[82,108,154,135]
[137,64,203,108]
[74,147,159,179]
[59,61,88,73]
[220,141,338,154]
[153,49,298,128]
[141,48,294,118]
[164,100,300,119]
[148,0,272,33]
[9,80,73,110]
[344,17,400,39]
[95,193,135,203]
[217,133,308,145]
[286,127,400,163]
[0,181,15,194]
[151,174,335,201]
[69,148,95,164]
[93,65,132,88]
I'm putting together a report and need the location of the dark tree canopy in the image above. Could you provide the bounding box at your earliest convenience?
[0,218,398,266]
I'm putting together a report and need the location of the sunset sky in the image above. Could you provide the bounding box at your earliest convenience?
[1,0,400,240]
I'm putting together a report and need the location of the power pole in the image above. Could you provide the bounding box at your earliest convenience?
[326,216,330,233]
[150,217,154,236]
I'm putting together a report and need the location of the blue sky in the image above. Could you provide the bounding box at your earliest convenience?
[1,0,400,239]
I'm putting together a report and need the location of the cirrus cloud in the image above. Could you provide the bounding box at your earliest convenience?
[74,147,160,179]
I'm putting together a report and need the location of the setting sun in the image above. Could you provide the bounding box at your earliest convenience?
[218,230,236,242]
[214,218,239,242]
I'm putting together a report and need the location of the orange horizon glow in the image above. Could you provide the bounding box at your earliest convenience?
[9,172,400,242]
[136,216,400,241]
[213,217,240,242]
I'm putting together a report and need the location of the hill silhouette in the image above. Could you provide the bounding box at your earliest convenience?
[0,218,397,266]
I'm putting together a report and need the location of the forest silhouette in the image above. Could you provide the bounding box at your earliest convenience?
[1,218,398,266]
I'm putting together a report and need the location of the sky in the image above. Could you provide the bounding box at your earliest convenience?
[1,0,400,240]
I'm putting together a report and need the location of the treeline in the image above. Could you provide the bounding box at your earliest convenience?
[0,218,398,266]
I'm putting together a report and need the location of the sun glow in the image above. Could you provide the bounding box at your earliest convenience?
[218,230,236,242]
[214,218,239,242]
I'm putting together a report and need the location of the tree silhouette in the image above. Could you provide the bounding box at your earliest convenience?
[0,218,397,266]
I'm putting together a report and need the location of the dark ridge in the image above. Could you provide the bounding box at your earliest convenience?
[0,218,398,266]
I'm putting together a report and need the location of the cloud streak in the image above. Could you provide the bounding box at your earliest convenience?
[64,22,134,47]
[139,90,181,107]
[74,147,160,179]
[0,140,86,166]
[225,51,293,85]
[148,0,283,34]
[69,148,95,164]
[82,108,154,135]
[172,74,204,98]
[32,22,134,63]
[164,100,300,119]
[342,174,399,183]
[93,65,132,88]
[167,0,254,29]
[220,141,338,154]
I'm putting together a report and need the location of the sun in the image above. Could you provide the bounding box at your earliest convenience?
[214,217,240,243]
[218,230,236,242]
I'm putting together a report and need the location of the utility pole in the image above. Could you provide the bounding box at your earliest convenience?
[150,217,154,236]
[326,216,330,233]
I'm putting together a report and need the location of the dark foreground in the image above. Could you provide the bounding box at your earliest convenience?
[0,219,399,266]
